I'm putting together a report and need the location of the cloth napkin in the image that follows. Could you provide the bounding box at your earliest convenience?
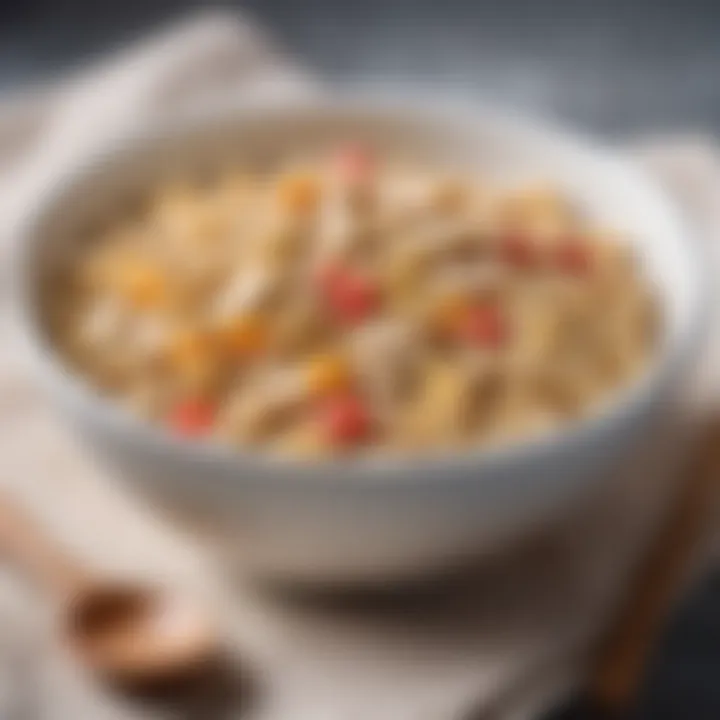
[0,11,717,720]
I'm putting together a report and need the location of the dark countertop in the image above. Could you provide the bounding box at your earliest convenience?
[636,571,720,720]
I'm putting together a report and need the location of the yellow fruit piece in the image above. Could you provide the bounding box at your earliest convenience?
[113,260,168,309]
[165,329,216,389]
[220,314,268,357]
[306,354,352,395]
[431,293,471,335]
[277,171,320,214]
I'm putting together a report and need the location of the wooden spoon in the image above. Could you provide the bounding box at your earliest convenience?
[0,494,221,689]
[540,416,720,720]
[589,417,720,712]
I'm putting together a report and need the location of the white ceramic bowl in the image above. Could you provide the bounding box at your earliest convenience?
[13,97,707,585]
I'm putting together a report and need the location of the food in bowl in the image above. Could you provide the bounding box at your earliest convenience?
[48,144,659,458]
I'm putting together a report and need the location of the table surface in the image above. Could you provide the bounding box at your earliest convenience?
[0,2,718,718]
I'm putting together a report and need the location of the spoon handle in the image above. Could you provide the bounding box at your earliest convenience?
[590,416,720,711]
[0,493,87,597]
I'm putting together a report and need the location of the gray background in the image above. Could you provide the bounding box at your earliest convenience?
[0,0,719,137]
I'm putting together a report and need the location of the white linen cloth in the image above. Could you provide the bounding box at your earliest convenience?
[0,11,717,720]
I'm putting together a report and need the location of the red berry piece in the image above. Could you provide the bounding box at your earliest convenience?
[459,304,508,348]
[320,392,371,446]
[316,263,378,324]
[169,400,215,437]
[331,143,375,185]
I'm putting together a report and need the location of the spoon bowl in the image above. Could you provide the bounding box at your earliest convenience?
[64,582,219,686]
[0,494,226,688]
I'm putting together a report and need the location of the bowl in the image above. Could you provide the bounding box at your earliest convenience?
[13,96,707,585]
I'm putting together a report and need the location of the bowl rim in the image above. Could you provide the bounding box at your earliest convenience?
[12,92,711,487]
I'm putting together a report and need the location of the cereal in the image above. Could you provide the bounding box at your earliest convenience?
[50,149,659,457]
